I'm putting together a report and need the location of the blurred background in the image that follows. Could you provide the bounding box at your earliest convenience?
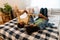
[0,0,60,9]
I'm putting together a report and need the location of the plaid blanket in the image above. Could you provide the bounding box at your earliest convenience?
[0,18,59,40]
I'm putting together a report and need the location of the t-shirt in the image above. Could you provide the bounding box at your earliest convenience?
[34,18,45,25]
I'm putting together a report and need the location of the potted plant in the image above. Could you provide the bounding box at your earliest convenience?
[4,3,12,14]
[3,3,14,19]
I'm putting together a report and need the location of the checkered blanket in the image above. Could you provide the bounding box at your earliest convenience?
[0,18,59,40]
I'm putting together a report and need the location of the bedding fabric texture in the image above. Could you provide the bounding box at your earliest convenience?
[0,18,58,40]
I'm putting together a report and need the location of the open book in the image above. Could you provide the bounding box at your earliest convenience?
[20,13,28,19]
[18,12,29,24]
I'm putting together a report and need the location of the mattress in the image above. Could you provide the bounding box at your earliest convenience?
[0,17,59,40]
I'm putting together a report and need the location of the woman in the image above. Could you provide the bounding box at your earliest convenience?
[25,8,48,35]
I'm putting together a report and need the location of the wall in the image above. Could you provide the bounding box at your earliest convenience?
[0,0,31,22]
[0,0,30,9]
[0,0,60,15]
[30,0,60,9]
[52,9,60,15]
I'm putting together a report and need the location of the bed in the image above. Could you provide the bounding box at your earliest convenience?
[0,15,59,40]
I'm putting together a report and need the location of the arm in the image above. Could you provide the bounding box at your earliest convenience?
[39,13,48,20]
